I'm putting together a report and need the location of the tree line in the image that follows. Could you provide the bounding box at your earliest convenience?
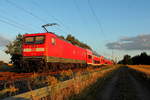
[59,34,92,50]
[118,52,150,65]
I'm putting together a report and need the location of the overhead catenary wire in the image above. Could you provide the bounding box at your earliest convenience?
[73,0,87,25]
[5,0,78,35]
[87,0,109,57]
[0,14,36,32]
[30,0,71,34]
[31,0,75,33]
[0,7,39,32]
[87,0,104,34]
[6,0,48,23]
[0,19,30,31]
[31,0,65,26]
[6,0,65,33]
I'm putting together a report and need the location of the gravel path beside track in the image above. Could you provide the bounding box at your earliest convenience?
[74,66,150,100]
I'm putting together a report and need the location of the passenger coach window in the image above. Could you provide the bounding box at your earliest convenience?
[88,55,92,59]
[25,37,34,44]
[51,37,56,45]
[35,36,45,44]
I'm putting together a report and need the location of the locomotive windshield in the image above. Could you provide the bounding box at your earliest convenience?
[24,37,34,44]
[24,36,45,44]
[35,36,45,44]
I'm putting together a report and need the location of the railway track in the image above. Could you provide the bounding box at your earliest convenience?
[0,67,91,97]
[0,66,103,81]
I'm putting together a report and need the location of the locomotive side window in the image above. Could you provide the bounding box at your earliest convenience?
[35,36,45,44]
[94,60,100,64]
[25,37,34,44]
[51,37,56,45]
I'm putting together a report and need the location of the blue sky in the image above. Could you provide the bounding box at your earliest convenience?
[0,0,150,62]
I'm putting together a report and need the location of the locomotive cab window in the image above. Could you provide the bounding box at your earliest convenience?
[24,37,34,44]
[35,36,45,44]
[24,36,45,44]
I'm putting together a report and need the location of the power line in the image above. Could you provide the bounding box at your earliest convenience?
[0,19,29,31]
[31,0,71,33]
[0,7,40,32]
[6,0,47,23]
[0,14,36,32]
[87,0,104,34]
[87,0,108,56]
[31,0,59,23]
[31,0,68,26]
[73,0,87,25]
[55,26,67,33]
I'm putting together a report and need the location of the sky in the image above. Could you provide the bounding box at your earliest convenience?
[0,0,150,62]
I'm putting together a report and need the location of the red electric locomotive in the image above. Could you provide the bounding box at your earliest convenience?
[22,32,113,72]
[23,32,91,71]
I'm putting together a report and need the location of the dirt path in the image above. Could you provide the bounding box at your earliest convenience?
[74,66,150,100]
[129,71,150,100]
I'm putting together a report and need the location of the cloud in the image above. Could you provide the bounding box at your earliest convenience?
[106,34,150,50]
[0,36,10,47]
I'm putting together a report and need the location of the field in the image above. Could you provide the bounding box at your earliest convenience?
[128,65,150,76]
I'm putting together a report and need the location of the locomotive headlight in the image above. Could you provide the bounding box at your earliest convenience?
[23,48,32,52]
[36,48,45,51]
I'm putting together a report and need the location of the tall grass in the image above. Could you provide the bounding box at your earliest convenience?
[45,65,119,100]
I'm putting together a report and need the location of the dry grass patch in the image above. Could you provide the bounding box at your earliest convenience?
[128,65,150,76]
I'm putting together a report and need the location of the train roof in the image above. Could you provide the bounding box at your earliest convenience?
[92,50,102,57]
[23,32,91,51]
